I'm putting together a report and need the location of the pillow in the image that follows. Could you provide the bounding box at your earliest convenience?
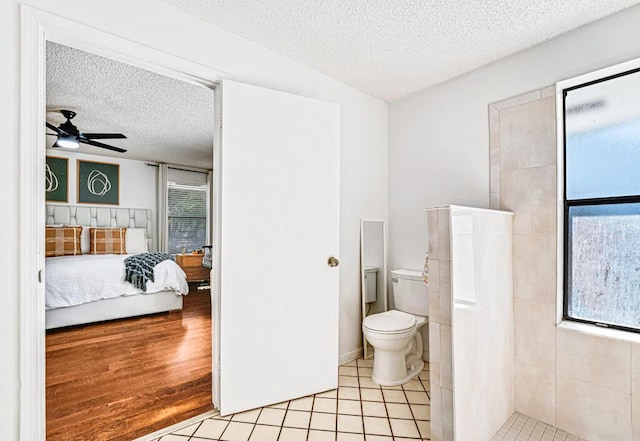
[89,227,127,255]
[80,226,91,254]
[125,228,148,254]
[45,226,82,257]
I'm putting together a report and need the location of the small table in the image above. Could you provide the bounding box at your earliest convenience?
[175,253,210,283]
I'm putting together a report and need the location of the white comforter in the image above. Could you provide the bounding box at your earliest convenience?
[45,254,189,310]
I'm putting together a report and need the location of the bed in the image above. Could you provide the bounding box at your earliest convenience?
[45,204,189,330]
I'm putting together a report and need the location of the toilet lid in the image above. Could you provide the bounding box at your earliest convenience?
[363,310,416,333]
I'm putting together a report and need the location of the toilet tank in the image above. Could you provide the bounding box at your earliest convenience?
[364,267,378,303]
[391,269,428,317]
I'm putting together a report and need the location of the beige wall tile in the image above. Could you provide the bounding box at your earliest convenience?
[499,96,556,171]
[431,385,442,441]
[514,298,556,371]
[437,208,451,261]
[556,376,632,441]
[515,361,555,426]
[513,233,557,303]
[428,259,441,324]
[429,323,441,386]
[439,260,452,326]
[491,89,542,111]
[540,85,556,98]
[440,325,453,390]
[557,327,631,394]
[427,209,440,260]
[490,147,501,193]
[490,192,500,210]
[442,387,454,441]
[501,165,556,234]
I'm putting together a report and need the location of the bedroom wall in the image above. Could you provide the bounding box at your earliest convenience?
[45,149,157,210]
[1,1,388,437]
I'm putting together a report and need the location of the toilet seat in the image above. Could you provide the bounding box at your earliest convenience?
[363,310,416,334]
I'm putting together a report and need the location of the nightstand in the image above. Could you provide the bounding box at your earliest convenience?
[175,253,210,283]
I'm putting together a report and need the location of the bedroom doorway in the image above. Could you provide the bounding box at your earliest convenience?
[43,41,217,440]
[23,7,341,440]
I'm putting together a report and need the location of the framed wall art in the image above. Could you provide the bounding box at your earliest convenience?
[45,156,68,202]
[77,160,120,205]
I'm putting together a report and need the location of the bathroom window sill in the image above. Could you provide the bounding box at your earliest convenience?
[557,320,640,344]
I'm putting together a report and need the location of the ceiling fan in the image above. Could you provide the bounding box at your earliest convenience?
[46,109,127,153]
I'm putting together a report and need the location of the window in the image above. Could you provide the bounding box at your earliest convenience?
[167,182,208,254]
[563,67,640,332]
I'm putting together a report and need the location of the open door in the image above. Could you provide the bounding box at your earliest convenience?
[215,80,340,415]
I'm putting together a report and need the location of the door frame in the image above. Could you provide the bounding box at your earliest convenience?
[20,6,225,439]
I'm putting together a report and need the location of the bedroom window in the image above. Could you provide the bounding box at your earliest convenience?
[167,182,208,254]
[563,66,640,333]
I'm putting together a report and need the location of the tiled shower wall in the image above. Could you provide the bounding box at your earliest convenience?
[490,87,640,441]
[427,206,454,441]
[426,206,514,441]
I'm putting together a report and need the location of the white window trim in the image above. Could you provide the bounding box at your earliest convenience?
[555,55,640,328]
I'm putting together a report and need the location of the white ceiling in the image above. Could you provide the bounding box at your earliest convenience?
[162,0,640,102]
[46,42,215,168]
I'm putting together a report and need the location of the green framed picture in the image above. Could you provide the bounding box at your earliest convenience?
[77,160,120,205]
[45,156,68,202]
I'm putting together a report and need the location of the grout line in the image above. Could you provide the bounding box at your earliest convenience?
[185,419,205,441]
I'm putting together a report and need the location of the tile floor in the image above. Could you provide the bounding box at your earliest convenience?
[154,358,431,441]
[491,413,589,441]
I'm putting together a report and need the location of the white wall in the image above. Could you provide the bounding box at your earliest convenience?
[388,3,640,274]
[1,1,388,438]
[45,149,157,209]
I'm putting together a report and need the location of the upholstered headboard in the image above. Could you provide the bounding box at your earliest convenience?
[45,204,155,251]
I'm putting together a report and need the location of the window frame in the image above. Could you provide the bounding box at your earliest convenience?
[167,181,209,255]
[560,65,640,334]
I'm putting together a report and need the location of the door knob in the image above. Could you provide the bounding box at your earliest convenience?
[327,257,339,267]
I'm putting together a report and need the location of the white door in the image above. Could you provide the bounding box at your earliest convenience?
[215,80,340,415]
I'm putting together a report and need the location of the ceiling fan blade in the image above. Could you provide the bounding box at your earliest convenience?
[46,122,63,134]
[80,138,127,153]
[46,133,57,136]
[81,133,127,140]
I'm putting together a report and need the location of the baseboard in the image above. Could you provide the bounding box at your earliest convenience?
[339,347,363,365]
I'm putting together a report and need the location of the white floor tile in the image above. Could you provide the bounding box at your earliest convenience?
[283,410,311,429]
[310,412,337,431]
[314,397,338,413]
[219,421,254,441]
[279,427,308,441]
[256,408,286,426]
[248,424,280,441]
[192,419,229,439]
[363,416,392,436]
[338,399,362,416]
[337,414,364,433]
[289,396,314,411]
[308,429,337,441]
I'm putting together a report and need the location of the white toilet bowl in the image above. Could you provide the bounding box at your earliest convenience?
[363,309,426,386]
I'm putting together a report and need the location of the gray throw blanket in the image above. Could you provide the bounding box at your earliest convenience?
[124,252,175,291]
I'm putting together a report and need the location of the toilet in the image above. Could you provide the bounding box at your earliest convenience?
[362,269,428,386]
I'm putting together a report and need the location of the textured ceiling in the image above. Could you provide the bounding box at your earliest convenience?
[46,42,215,168]
[162,0,640,101]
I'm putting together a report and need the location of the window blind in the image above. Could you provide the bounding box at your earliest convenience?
[167,182,207,254]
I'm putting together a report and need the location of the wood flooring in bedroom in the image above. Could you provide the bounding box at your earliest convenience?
[46,288,213,441]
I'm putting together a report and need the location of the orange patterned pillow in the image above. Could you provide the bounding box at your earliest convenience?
[45,226,83,257]
[89,227,127,255]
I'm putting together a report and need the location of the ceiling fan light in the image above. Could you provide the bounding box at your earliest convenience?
[55,135,80,149]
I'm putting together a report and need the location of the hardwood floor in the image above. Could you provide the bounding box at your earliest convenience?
[46,289,213,441]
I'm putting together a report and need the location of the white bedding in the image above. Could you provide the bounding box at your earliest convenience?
[45,254,189,310]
